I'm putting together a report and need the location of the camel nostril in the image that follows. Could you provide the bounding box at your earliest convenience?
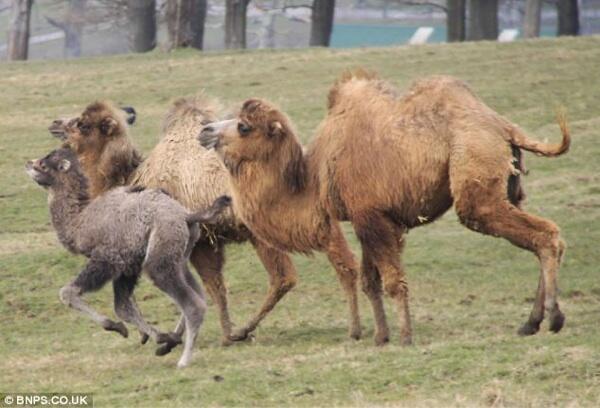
[202,126,214,134]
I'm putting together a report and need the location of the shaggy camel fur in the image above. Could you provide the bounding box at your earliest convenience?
[53,98,361,348]
[199,72,570,345]
[26,147,231,367]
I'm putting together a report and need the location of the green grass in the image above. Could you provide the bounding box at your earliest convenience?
[1,37,600,407]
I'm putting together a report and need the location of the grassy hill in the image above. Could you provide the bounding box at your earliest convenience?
[1,37,599,407]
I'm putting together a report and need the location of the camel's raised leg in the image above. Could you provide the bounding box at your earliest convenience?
[59,259,128,338]
[354,213,412,346]
[453,177,566,334]
[324,222,362,340]
[229,237,298,341]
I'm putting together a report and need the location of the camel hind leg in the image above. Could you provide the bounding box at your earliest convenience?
[144,258,207,368]
[453,176,566,334]
[189,241,233,345]
[353,212,412,346]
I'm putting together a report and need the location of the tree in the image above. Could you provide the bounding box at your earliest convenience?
[47,0,87,58]
[523,0,542,38]
[395,1,464,43]
[557,0,579,36]
[167,0,207,49]
[446,0,465,42]
[127,0,156,52]
[467,0,498,41]
[7,0,33,61]
[310,0,335,46]
[225,0,250,49]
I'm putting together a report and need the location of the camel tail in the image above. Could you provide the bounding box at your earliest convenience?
[186,196,231,225]
[509,111,571,157]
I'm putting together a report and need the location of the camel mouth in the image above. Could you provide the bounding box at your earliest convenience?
[48,119,69,140]
[48,118,75,141]
[25,161,51,187]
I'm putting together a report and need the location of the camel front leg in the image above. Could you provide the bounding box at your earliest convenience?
[60,259,128,338]
[113,276,181,348]
[229,237,298,341]
[325,222,362,340]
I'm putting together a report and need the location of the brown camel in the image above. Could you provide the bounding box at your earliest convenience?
[52,97,361,348]
[198,71,570,345]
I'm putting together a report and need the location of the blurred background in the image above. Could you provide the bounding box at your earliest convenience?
[2,1,600,61]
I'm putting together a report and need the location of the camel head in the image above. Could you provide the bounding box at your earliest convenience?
[54,101,131,157]
[25,148,81,189]
[49,105,136,141]
[198,99,306,192]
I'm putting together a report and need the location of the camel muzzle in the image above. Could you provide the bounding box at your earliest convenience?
[48,118,69,140]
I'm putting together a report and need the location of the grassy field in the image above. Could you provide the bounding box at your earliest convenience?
[1,37,600,407]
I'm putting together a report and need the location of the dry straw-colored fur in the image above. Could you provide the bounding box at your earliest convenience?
[199,71,570,345]
[55,96,359,346]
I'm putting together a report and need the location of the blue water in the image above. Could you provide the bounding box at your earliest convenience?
[331,23,558,48]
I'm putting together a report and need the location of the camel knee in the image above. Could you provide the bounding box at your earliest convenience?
[383,279,408,299]
[113,302,130,322]
[360,271,382,297]
[279,275,297,293]
[455,201,494,233]
[536,226,564,258]
[59,284,80,306]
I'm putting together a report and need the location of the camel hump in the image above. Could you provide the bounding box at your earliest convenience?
[327,68,379,111]
[162,94,222,134]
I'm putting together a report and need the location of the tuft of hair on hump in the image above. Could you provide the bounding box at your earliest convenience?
[327,68,379,111]
[162,93,221,134]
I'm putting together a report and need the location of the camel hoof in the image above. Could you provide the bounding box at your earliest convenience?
[155,341,178,356]
[155,332,182,356]
[140,332,150,345]
[229,328,253,342]
[518,321,540,336]
[102,320,128,338]
[349,327,362,340]
[156,332,182,345]
[177,359,190,369]
[374,333,390,347]
[400,335,413,346]
[221,336,234,347]
[549,311,565,333]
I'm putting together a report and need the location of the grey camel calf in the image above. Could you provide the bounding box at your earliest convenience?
[26,147,231,367]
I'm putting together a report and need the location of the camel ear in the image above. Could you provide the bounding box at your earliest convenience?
[58,159,71,172]
[283,142,306,194]
[269,121,284,138]
[242,99,261,114]
[100,117,119,137]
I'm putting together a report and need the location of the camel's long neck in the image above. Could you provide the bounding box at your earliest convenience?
[231,148,328,254]
[48,176,89,254]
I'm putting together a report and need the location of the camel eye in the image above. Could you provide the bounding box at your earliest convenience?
[77,121,91,134]
[237,122,252,136]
